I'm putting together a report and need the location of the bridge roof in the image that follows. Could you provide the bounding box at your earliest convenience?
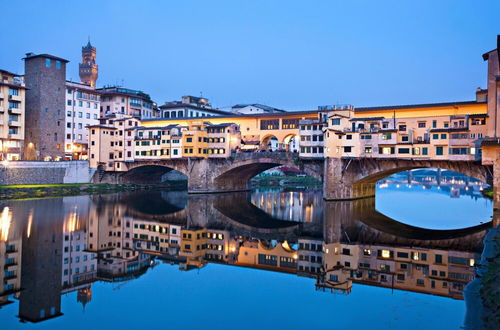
[356,100,485,112]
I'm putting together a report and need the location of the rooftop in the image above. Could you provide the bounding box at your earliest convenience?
[97,86,152,101]
[23,52,69,63]
[232,103,287,113]
[356,100,485,112]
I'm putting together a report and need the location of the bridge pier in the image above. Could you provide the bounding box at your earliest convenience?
[493,161,500,227]
[323,158,375,200]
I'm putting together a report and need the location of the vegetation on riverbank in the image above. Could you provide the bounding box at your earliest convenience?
[0,181,187,201]
[250,175,321,188]
[480,228,500,328]
[481,187,494,199]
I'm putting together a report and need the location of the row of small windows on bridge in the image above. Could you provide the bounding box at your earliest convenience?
[330,118,486,129]
[261,119,298,130]
[335,146,478,156]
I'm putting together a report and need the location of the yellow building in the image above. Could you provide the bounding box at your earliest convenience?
[0,70,26,160]
[179,228,207,270]
[236,240,298,273]
[182,121,208,158]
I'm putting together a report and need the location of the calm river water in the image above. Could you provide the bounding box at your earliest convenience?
[0,171,493,329]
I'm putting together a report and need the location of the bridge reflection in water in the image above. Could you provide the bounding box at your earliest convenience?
[0,188,492,323]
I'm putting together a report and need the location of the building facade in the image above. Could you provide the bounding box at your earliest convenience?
[23,53,68,161]
[0,70,26,160]
[64,81,100,160]
[98,87,155,119]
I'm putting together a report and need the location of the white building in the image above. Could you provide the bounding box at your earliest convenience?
[65,81,100,160]
[298,119,325,158]
[159,95,231,118]
[231,104,286,115]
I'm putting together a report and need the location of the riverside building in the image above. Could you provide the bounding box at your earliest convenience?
[0,70,26,160]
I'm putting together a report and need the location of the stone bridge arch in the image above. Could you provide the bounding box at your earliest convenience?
[99,159,189,184]
[324,198,490,251]
[188,152,324,193]
[324,158,492,200]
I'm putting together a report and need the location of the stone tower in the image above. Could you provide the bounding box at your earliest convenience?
[79,39,98,88]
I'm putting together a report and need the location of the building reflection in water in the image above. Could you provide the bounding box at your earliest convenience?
[250,188,323,223]
[0,185,491,323]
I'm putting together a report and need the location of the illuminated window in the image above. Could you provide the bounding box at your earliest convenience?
[381,250,391,258]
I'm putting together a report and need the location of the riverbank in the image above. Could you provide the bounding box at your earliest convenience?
[250,175,321,188]
[479,226,500,328]
[0,181,187,200]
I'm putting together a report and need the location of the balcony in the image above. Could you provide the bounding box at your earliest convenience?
[8,133,21,139]
[8,94,21,102]
[0,92,4,99]
[8,120,21,127]
[9,107,22,114]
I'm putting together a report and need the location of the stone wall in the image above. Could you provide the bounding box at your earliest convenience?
[0,161,92,185]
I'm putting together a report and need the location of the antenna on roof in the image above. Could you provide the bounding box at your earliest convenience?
[200,91,203,98]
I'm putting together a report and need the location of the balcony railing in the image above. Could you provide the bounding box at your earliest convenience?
[8,94,22,102]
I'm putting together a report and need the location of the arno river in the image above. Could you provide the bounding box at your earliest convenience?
[0,170,493,329]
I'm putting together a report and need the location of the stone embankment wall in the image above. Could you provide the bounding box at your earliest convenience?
[0,161,94,185]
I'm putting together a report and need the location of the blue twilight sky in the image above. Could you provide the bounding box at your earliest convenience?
[0,0,499,110]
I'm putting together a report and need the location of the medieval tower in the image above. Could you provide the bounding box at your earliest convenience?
[79,40,98,87]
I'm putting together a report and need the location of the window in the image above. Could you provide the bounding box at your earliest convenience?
[260,119,279,130]
[435,254,443,264]
[398,148,410,154]
[381,133,392,140]
[418,122,426,128]
[56,60,61,69]
[436,146,444,156]
[432,120,437,128]
[331,118,340,125]
[45,58,51,67]
[282,118,299,129]
[344,146,352,153]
